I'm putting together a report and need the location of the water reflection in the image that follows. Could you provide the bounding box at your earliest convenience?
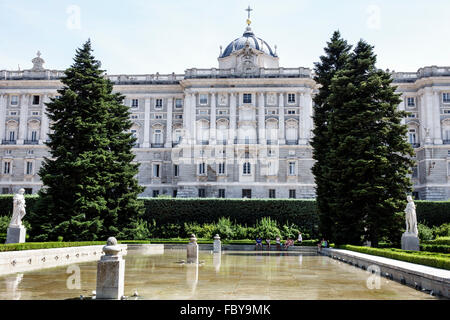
[213,253,221,273]
[3,273,23,300]
[185,263,198,296]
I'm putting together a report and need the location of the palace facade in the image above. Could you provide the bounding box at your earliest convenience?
[1,21,450,200]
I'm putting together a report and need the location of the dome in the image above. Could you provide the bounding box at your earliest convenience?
[220,26,277,58]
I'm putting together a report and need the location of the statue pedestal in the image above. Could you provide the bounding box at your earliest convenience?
[401,232,420,251]
[6,225,26,244]
[96,248,125,300]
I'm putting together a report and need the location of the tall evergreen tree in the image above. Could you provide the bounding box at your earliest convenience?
[326,40,415,246]
[29,40,144,241]
[311,31,352,239]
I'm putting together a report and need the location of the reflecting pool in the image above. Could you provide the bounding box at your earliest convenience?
[0,250,441,300]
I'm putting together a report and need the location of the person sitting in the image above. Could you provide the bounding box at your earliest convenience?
[284,238,293,250]
[275,235,281,251]
[265,237,271,250]
[317,238,328,252]
[297,232,303,245]
[255,236,263,250]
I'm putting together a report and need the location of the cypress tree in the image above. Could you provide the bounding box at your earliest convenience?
[327,40,415,246]
[311,31,352,240]
[30,40,144,241]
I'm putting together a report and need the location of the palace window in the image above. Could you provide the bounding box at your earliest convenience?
[288,162,296,175]
[27,150,34,155]
[153,190,160,197]
[2,188,9,194]
[198,189,206,198]
[175,99,183,108]
[407,97,415,107]
[8,131,15,141]
[288,93,296,103]
[24,188,32,195]
[153,164,160,178]
[174,164,179,177]
[243,162,251,175]
[131,115,138,119]
[199,94,208,105]
[218,189,225,198]
[175,114,183,119]
[10,95,18,106]
[408,129,417,144]
[218,162,226,175]
[443,93,450,103]
[198,162,206,175]
[269,189,276,198]
[154,129,162,143]
[32,111,39,116]
[243,93,252,104]
[287,110,296,114]
[9,111,17,116]
[155,99,163,108]
[289,189,296,199]
[131,99,139,108]
[26,161,33,175]
[155,114,163,119]
[3,161,11,174]
[32,95,40,105]
[5,150,12,155]
[242,189,252,198]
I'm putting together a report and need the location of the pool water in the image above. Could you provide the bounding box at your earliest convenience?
[0,250,441,300]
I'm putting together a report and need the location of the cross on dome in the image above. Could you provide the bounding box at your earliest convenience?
[245,5,253,25]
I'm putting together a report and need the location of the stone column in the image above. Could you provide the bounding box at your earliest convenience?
[418,94,427,145]
[165,97,173,148]
[186,234,198,264]
[278,93,285,144]
[18,94,29,144]
[0,94,6,141]
[258,92,265,144]
[210,93,216,144]
[213,234,221,253]
[299,93,307,145]
[304,90,313,144]
[229,93,237,144]
[191,93,197,144]
[40,94,50,144]
[143,98,151,148]
[183,93,191,144]
[433,91,442,144]
[96,237,125,300]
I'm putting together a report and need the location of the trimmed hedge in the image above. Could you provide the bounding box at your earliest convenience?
[146,238,318,246]
[415,200,450,227]
[422,237,450,246]
[337,245,450,270]
[420,244,450,254]
[0,240,150,252]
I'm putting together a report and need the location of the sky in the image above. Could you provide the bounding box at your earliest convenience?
[1,0,449,75]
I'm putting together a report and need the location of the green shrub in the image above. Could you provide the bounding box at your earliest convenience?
[422,236,450,246]
[255,217,280,239]
[415,201,450,227]
[337,245,450,270]
[418,223,434,241]
[0,241,106,252]
[213,217,235,239]
[420,244,450,254]
[432,223,450,238]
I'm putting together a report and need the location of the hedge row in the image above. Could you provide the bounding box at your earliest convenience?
[422,237,450,246]
[337,245,450,270]
[420,244,450,254]
[415,201,450,226]
[0,240,152,252]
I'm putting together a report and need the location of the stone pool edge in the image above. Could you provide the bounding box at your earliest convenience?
[320,247,450,299]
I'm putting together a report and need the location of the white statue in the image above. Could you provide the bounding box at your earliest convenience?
[404,195,418,236]
[9,188,26,227]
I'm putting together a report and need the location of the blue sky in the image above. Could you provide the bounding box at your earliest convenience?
[1,0,449,74]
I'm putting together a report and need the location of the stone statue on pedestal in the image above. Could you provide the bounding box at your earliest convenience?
[401,195,420,251]
[10,188,26,226]
[6,189,27,244]
[404,195,418,236]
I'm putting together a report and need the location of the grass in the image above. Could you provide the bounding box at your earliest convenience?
[337,244,450,270]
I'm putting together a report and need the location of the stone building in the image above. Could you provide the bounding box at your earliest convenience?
[0,19,449,200]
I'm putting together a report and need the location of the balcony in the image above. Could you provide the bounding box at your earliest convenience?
[24,140,39,145]
[151,143,165,148]
[2,140,16,145]
[234,138,258,145]
[286,140,299,145]
[443,140,450,145]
